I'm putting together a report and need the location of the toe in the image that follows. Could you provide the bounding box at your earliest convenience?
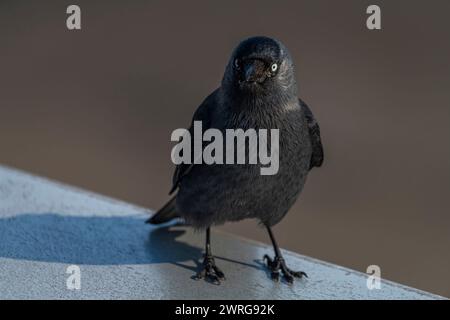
[206,273,221,285]
[283,273,294,284]
[288,269,308,278]
[195,258,225,284]
[194,269,206,280]
[263,254,273,266]
[270,271,280,282]
[212,266,226,280]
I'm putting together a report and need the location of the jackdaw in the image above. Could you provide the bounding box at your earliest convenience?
[147,36,324,284]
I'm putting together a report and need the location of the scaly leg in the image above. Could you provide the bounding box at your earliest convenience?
[194,227,225,284]
[264,226,307,284]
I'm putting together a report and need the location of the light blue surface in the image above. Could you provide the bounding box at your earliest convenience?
[0,165,445,299]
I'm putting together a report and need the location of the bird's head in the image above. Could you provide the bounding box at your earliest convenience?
[222,36,297,100]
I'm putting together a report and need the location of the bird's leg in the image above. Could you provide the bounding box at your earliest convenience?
[195,227,225,284]
[263,226,307,284]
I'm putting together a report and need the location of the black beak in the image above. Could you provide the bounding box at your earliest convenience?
[243,60,266,83]
[244,64,257,82]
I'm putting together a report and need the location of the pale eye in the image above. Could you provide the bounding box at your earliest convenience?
[234,59,240,69]
[271,63,278,72]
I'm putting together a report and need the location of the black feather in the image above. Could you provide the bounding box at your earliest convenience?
[146,196,178,224]
[299,98,324,170]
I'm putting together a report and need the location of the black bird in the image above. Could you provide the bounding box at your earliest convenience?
[147,36,323,284]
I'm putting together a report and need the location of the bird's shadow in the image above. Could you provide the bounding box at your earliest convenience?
[0,213,201,266]
[0,213,264,279]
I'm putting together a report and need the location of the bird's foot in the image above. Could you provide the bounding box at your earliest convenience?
[194,254,225,285]
[263,254,307,284]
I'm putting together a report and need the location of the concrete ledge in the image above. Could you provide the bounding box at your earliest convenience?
[0,165,445,299]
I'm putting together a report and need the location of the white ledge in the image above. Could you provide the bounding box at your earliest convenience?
[0,165,445,300]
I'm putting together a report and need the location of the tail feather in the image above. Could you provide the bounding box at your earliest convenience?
[146,196,179,224]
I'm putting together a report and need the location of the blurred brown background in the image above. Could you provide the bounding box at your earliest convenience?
[0,0,449,297]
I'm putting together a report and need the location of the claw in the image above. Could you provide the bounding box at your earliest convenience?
[195,254,226,285]
[212,265,226,280]
[271,271,280,282]
[264,254,307,284]
[288,269,308,278]
[194,268,206,280]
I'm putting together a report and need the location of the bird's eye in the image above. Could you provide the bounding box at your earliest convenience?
[234,59,240,69]
[271,63,278,72]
